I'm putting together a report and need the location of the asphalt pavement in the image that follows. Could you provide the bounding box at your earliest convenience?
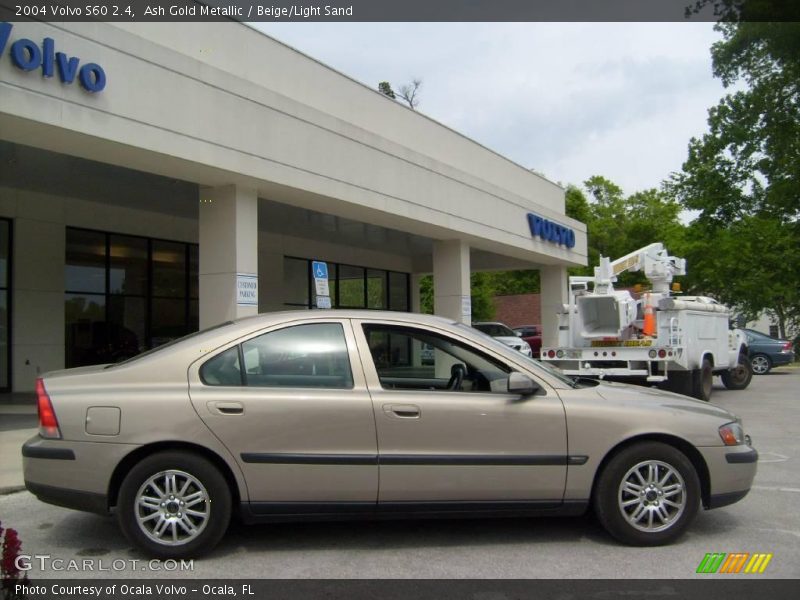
[1,369,798,579]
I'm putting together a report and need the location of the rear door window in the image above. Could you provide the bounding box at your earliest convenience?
[241,323,354,389]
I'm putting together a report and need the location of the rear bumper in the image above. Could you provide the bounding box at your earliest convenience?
[24,480,109,515]
[22,435,136,514]
[771,353,794,367]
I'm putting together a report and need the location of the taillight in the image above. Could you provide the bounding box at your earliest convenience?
[36,378,61,439]
[547,349,556,359]
[782,342,792,352]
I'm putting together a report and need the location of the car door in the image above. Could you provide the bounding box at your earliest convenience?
[353,319,568,505]
[187,318,378,508]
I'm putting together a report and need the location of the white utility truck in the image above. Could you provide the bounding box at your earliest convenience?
[541,243,752,401]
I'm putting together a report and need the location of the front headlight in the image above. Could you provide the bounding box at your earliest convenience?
[520,341,531,352]
[719,421,745,446]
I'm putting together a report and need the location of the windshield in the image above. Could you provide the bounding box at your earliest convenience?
[457,323,578,388]
[473,323,516,337]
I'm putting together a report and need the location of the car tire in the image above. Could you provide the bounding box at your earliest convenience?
[690,358,713,401]
[750,353,772,375]
[117,451,231,558]
[594,441,700,546]
[721,353,753,390]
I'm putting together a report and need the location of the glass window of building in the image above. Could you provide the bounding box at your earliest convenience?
[65,228,198,367]
[282,257,410,313]
[338,264,365,308]
[367,269,387,310]
[283,257,310,307]
[389,272,410,311]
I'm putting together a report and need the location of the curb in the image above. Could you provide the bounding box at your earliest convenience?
[0,485,26,495]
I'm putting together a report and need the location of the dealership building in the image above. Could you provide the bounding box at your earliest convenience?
[0,20,587,392]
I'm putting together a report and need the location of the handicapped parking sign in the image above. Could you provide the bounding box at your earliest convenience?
[312,261,328,280]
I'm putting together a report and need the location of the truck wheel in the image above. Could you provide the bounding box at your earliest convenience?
[751,354,772,375]
[690,358,713,401]
[594,441,700,546]
[721,353,753,390]
[117,451,231,558]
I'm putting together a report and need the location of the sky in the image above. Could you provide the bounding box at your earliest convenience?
[253,22,729,196]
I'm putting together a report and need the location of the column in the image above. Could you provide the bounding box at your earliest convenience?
[199,185,258,329]
[433,239,471,324]
[12,213,65,391]
[540,265,568,348]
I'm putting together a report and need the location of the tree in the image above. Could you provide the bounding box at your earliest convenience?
[377,79,422,109]
[668,11,800,337]
[568,177,686,287]
[378,81,396,99]
[398,79,422,109]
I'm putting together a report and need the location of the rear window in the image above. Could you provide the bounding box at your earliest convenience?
[107,321,235,368]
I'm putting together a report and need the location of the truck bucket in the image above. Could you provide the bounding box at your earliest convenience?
[577,292,637,338]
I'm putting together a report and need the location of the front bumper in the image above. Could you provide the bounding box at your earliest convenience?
[697,444,758,510]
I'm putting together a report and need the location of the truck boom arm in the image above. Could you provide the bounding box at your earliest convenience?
[593,243,686,294]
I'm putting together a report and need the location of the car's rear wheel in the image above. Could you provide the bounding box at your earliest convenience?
[594,442,700,546]
[750,353,772,375]
[721,353,753,390]
[117,451,231,558]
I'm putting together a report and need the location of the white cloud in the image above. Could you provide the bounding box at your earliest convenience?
[254,22,728,195]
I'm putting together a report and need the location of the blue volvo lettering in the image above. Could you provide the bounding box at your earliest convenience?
[0,22,106,92]
[527,213,576,248]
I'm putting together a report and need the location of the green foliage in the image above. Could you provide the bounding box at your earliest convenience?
[416,273,498,321]
[378,81,396,99]
[668,13,800,337]
[470,273,496,321]
[566,177,685,287]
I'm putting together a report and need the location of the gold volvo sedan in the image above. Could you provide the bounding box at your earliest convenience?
[22,311,758,557]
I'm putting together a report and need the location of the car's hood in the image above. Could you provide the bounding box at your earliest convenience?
[594,380,738,422]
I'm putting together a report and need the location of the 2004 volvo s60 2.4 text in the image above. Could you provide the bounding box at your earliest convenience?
[22,311,758,557]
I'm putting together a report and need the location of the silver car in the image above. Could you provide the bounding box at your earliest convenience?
[23,311,757,558]
[472,321,533,357]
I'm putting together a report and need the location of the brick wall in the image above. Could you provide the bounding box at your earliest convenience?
[493,293,541,328]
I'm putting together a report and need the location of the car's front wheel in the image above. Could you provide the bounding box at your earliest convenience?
[750,353,772,375]
[594,442,700,546]
[117,451,231,558]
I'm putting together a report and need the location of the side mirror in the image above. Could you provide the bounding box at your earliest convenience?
[507,372,540,396]
[515,331,523,337]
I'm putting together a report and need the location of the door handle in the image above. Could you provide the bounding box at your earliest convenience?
[210,401,244,415]
[383,404,421,418]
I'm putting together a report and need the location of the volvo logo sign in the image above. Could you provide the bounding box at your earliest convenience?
[0,22,106,93]
[527,213,576,248]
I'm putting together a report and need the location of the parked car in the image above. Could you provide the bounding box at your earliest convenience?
[472,321,533,357]
[743,328,795,374]
[513,324,542,359]
[24,310,757,558]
